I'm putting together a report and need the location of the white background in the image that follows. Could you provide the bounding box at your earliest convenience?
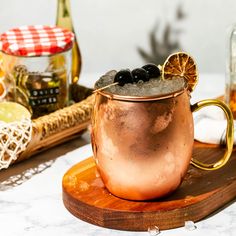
[0,0,235,77]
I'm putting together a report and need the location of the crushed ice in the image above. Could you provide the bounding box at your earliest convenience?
[95,70,185,97]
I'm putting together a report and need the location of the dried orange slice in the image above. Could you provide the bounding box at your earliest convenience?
[162,52,198,92]
[0,53,4,78]
[0,80,6,99]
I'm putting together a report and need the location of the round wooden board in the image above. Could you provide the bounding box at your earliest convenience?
[62,144,236,231]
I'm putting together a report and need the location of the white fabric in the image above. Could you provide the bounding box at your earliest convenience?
[194,107,235,144]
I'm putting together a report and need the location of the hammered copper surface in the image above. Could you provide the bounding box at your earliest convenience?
[91,90,194,200]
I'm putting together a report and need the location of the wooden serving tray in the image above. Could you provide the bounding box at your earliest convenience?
[62,142,236,231]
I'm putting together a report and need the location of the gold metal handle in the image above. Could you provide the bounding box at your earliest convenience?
[191,99,234,170]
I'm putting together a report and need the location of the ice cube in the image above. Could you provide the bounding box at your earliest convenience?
[148,226,160,235]
[184,221,197,231]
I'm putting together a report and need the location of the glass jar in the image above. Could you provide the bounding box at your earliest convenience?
[0,25,74,118]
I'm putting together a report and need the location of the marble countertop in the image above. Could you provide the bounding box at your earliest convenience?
[1,73,235,236]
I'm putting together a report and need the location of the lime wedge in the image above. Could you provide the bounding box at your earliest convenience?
[0,102,31,123]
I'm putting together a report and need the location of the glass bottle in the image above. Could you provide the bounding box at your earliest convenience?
[56,0,82,85]
[226,24,236,119]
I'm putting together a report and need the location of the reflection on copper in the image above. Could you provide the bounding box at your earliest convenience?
[91,85,194,200]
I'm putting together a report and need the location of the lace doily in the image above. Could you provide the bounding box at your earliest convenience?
[0,118,32,170]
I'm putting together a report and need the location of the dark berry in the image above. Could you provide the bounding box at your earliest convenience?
[132,68,149,82]
[142,64,160,79]
[114,69,133,86]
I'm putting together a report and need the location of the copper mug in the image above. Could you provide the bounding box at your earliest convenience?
[91,83,234,200]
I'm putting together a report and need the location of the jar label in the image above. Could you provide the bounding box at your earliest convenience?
[29,87,60,107]
[9,64,68,118]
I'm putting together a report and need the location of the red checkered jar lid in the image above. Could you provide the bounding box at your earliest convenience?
[0,25,74,57]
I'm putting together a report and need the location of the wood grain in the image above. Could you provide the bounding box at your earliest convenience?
[62,142,236,231]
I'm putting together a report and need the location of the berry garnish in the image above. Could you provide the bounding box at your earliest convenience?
[142,64,161,79]
[114,69,133,86]
[132,68,149,82]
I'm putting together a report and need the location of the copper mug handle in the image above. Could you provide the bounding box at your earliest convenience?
[191,99,234,170]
